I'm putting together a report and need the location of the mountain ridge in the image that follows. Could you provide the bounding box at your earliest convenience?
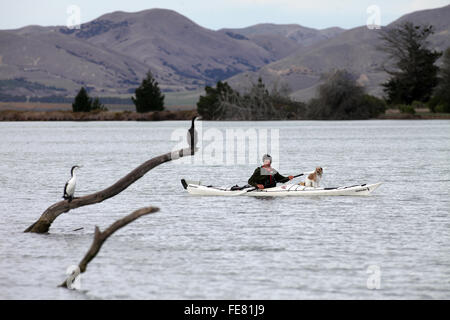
[0,8,345,97]
[226,4,450,101]
[1,6,449,101]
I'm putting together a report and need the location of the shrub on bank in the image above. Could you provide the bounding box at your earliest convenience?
[398,104,416,114]
[306,70,387,120]
[435,104,450,113]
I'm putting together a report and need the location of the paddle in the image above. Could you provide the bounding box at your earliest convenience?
[246,173,305,192]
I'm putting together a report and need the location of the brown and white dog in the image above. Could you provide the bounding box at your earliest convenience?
[300,167,323,188]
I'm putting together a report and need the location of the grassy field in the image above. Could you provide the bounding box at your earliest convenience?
[164,90,203,108]
[0,89,202,112]
[0,102,196,112]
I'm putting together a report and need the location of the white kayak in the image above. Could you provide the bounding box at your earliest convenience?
[181,179,382,197]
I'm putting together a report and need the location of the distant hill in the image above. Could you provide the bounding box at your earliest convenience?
[218,24,345,64]
[0,27,150,97]
[226,5,450,101]
[1,5,448,102]
[0,8,343,98]
[219,23,344,46]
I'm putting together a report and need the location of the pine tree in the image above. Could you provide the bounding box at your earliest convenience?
[379,22,442,104]
[132,71,165,113]
[197,81,237,120]
[197,85,221,120]
[72,87,92,112]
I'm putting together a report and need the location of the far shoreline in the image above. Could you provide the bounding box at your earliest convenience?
[0,109,198,121]
[0,109,449,121]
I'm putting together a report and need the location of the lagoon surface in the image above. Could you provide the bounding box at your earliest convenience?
[0,120,449,299]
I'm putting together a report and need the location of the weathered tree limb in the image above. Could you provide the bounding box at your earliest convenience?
[25,146,195,233]
[59,206,159,288]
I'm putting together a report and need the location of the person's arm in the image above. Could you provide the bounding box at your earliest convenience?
[248,168,261,187]
[274,171,287,182]
[274,172,294,183]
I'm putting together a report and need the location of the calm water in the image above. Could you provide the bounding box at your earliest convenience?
[0,120,449,299]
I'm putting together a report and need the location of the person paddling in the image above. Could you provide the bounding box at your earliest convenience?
[248,154,293,189]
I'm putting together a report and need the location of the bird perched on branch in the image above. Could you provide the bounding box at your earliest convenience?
[187,116,200,155]
[63,165,81,202]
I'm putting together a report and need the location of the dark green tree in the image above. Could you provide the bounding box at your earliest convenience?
[132,71,164,113]
[429,47,450,113]
[197,81,235,120]
[197,86,220,120]
[379,22,442,104]
[307,70,386,120]
[72,87,92,112]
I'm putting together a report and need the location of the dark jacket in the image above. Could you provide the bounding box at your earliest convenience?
[248,166,287,188]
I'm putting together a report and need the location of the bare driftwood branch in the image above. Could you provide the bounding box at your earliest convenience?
[24,146,194,233]
[25,116,198,234]
[59,206,159,288]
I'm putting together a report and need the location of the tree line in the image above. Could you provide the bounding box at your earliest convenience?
[196,72,388,120]
[196,22,450,120]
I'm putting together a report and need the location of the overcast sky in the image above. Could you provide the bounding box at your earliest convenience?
[0,0,449,30]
